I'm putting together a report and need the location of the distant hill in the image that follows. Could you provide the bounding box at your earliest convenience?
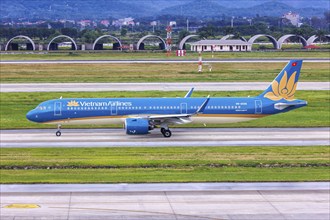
[0,0,328,20]
[0,0,153,19]
[160,0,228,17]
[231,1,296,17]
[161,1,327,18]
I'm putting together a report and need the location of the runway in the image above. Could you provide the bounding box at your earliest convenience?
[1,58,329,64]
[1,182,329,220]
[1,127,329,148]
[1,82,329,92]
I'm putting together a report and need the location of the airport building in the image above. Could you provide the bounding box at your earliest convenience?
[189,39,252,52]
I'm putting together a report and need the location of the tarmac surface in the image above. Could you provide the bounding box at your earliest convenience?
[1,127,329,148]
[1,58,329,64]
[1,182,329,220]
[1,82,329,92]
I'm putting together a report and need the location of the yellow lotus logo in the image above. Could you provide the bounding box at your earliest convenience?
[67,100,80,107]
[264,71,297,101]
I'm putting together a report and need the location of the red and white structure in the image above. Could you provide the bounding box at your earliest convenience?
[176,50,186,56]
[166,26,172,55]
[198,52,202,72]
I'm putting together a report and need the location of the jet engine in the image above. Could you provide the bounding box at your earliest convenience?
[125,118,151,135]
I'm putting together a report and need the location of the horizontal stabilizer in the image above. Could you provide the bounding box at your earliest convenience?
[274,101,307,110]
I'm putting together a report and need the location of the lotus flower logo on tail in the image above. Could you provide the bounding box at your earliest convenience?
[264,71,297,101]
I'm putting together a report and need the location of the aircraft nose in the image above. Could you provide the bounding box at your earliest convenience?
[26,110,37,122]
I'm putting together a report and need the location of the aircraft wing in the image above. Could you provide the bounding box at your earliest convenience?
[137,96,210,125]
[148,114,193,125]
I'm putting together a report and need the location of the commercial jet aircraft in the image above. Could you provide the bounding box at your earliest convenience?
[26,60,307,138]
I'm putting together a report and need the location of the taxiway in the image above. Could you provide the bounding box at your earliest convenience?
[1,58,329,64]
[1,82,329,92]
[1,182,329,220]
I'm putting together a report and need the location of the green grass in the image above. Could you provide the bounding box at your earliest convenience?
[1,167,328,183]
[1,50,329,61]
[0,91,329,129]
[1,62,329,83]
[1,146,329,183]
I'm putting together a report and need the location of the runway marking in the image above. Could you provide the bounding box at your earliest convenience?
[257,190,285,219]
[67,192,72,220]
[165,191,178,220]
[4,204,40,209]
[50,206,220,220]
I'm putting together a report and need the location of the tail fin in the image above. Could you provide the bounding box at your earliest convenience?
[260,60,303,101]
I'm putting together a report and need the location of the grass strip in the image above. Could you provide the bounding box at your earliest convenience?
[1,62,329,83]
[1,167,329,183]
[1,51,329,60]
[1,146,329,168]
[1,91,329,129]
[1,146,329,183]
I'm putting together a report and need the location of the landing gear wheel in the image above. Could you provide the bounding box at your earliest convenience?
[161,127,166,134]
[56,124,62,137]
[162,129,172,138]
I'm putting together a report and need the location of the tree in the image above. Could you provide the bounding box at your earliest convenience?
[324,11,330,24]
[233,31,241,39]
[120,28,127,37]
[198,25,217,38]
[298,24,315,38]
[81,30,98,43]
[60,28,78,38]
[316,29,325,42]
[224,27,234,35]
[179,29,190,41]
[311,16,322,29]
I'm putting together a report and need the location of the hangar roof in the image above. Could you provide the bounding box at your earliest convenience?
[189,39,251,46]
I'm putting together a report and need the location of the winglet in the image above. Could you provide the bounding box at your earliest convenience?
[184,88,194,98]
[196,96,210,114]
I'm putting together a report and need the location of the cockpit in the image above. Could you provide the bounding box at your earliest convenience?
[26,101,53,122]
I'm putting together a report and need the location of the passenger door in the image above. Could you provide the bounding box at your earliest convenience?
[111,102,117,115]
[54,102,62,116]
[255,100,262,114]
[181,103,187,114]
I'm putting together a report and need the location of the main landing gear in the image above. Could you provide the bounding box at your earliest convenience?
[161,127,172,138]
[56,124,62,137]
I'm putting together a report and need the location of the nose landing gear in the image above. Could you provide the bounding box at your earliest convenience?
[56,124,62,137]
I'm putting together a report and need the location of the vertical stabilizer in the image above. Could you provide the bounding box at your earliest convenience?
[260,60,303,101]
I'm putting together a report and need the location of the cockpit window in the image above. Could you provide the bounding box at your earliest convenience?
[37,106,46,110]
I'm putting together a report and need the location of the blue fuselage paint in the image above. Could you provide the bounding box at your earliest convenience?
[26,97,306,125]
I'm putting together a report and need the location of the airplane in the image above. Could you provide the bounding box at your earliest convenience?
[26,60,307,138]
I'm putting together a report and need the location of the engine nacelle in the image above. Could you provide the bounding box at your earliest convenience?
[125,118,150,135]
